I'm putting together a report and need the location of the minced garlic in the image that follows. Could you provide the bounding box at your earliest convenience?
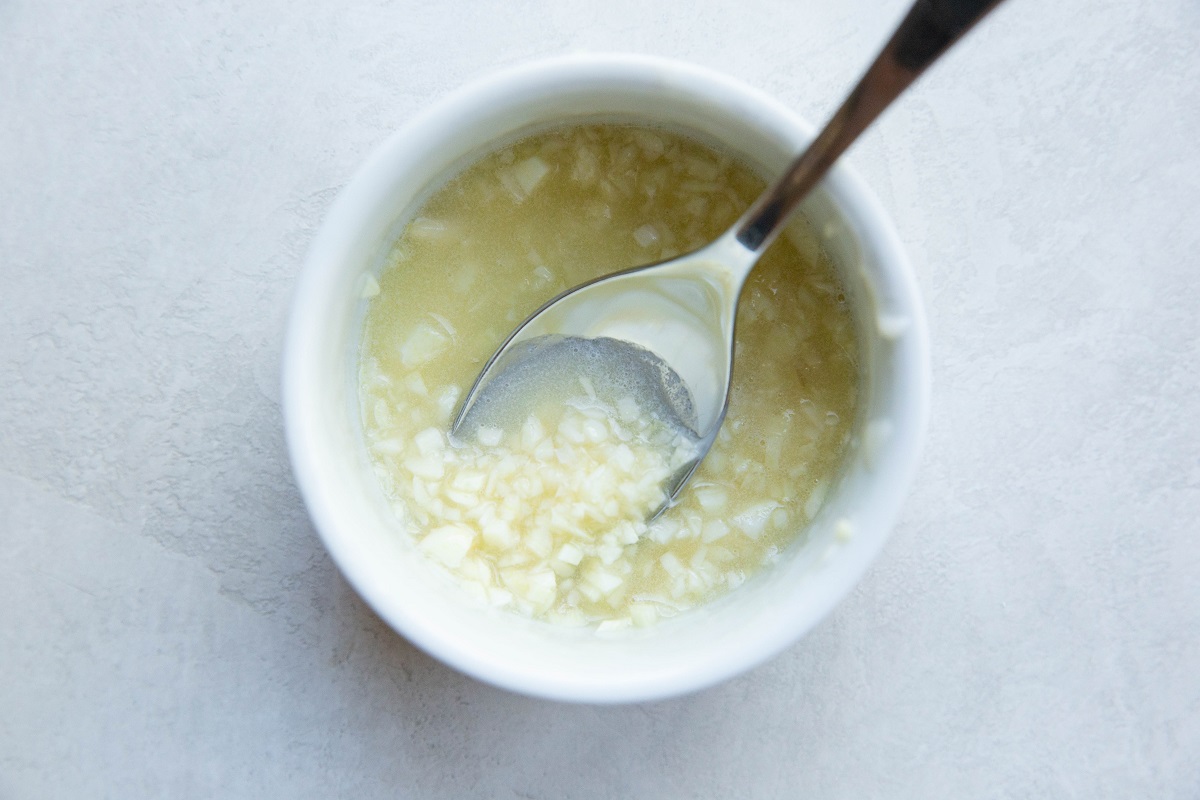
[360,124,859,627]
[366,391,696,620]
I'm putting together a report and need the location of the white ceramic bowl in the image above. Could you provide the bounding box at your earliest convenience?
[283,54,929,703]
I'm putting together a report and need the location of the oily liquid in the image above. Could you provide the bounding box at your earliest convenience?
[360,124,860,627]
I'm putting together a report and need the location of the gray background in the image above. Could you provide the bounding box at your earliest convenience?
[3,0,1198,796]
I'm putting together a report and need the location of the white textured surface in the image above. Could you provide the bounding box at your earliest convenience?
[2,0,1198,796]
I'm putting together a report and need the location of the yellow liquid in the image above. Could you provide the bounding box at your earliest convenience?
[360,124,859,627]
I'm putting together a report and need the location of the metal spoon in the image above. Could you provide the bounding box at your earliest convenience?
[453,0,1004,505]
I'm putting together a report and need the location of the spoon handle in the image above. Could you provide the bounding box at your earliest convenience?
[735,0,1005,252]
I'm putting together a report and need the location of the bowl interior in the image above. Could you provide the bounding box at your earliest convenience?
[284,56,928,702]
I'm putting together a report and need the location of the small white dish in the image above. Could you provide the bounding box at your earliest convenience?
[283,54,929,703]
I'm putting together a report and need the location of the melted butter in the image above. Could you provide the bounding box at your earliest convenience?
[359,124,860,626]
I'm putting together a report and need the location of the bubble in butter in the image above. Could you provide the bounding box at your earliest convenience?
[359,124,860,628]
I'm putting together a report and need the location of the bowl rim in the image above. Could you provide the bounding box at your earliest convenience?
[283,52,930,702]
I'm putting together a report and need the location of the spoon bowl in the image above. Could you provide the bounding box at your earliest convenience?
[452,229,756,503]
